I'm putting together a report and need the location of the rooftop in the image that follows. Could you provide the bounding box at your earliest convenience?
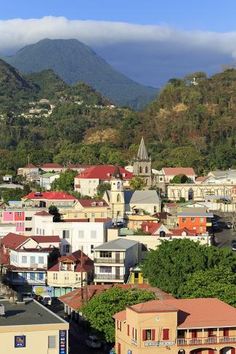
[121,298,236,329]
[130,190,160,205]
[178,207,214,218]
[23,191,77,201]
[76,165,133,180]
[94,238,138,251]
[163,167,196,176]
[0,299,67,326]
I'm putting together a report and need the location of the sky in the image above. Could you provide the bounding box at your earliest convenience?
[1,0,236,86]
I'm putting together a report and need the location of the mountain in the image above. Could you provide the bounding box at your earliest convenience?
[4,39,158,110]
[0,59,38,112]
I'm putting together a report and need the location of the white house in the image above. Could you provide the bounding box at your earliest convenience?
[39,172,60,190]
[32,213,112,259]
[162,167,196,183]
[93,238,140,284]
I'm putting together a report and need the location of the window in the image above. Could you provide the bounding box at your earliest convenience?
[163,328,169,340]
[25,228,32,232]
[117,194,121,203]
[53,273,58,280]
[182,217,186,222]
[145,166,149,174]
[99,266,112,273]
[143,329,155,341]
[191,330,197,338]
[100,251,112,258]
[25,217,32,221]
[75,273,80,282]
[117,320,122,330]
[62,230,70,239]
[48,335,56,349]
[91,245,94,253]
[15,335,26,348]
[132,328,137,341]
[38,272,44,281]
[30,256,36,265]
[191,217,195,222]
[64,273,69,280]
[91,230,97,239]
[78,230,84,239]
[127,324,130,336]
[223,328,229,337]
[38,256,44,264]
[29,273,35,280]
[63,245,70,253]
[22,256,27,264]
[200,217,204,223]
[139,166,142,174]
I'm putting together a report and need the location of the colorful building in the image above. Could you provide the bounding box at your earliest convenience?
[178,208,213,234]
[114,298,236,354]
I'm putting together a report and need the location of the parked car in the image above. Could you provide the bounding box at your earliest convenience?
[226,221,233,229]
[231,240,236,251]
[85,335,102,349]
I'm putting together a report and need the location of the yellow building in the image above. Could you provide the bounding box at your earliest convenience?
[47,250,94,297]
[114,298,236,354]
[59,199,110,220]
[0,298,68,354]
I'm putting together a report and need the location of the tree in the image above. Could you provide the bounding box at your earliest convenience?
[51,169,77,192]
[181,267,236,306]
[48,205,61,222]
[170,174,189,184]
[130,176,145,190]
[142,239,236,296]
[81,287,155,342]
[97,182,111,198]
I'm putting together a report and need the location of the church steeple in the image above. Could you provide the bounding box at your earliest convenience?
[137,137,149,161]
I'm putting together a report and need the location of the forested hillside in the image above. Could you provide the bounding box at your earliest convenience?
[0,61,235,176]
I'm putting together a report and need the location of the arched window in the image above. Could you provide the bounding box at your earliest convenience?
[188,188,194,200]
[117,194,121,203]
[145,166,149,174]
[139,166,142,174]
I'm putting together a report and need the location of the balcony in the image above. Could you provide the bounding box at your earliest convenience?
[177,336,236,346]
[94,274,124,280]
[94,258,124,264]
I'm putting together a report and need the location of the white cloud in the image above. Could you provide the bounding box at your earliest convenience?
[1,16,236,86]
[0,16,236,57]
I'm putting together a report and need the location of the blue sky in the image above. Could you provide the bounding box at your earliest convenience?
[1,0,236,31]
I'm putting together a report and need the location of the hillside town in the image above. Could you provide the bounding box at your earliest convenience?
[0,137,236,353]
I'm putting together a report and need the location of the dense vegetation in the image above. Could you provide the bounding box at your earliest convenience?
[4,38,157,110]
[0,60,236,176]
[142,239,236,306]
[81,287,155,342]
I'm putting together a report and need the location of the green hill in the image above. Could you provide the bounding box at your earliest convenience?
[4,38,158,110]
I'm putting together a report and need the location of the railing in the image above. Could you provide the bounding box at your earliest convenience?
[94,258,124,264]
[94,274,124,280]
[177,336,236,346]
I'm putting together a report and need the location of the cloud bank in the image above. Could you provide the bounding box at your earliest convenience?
[1,16,236,86]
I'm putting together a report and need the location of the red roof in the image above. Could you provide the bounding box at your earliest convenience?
[170,227,198,236]
[48,250,93,273]
[77,199,108,207]
[76,165,133,180]
[31,235,60,243]
[163,167,196,176]
[1,233,28,250]
[59,284,174,311]
[119,298,236,328]
[24,163,37,168]
[141,222,163,235]
[23,191,77,201]
[40,163,63,169]
[34,211,51,216]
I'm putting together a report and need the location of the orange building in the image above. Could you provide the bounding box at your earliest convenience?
[113,298,236,354]
[178,208,213,234]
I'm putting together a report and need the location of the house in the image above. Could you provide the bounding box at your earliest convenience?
[17,163,39,178]
[47,251,93,293]
[178,207,214,234]
[74,165,133,197]
[39,172,60,190]
[59,198,110,221]
[59,283,174,320]
[22,191,78,208]
[126,214,158,231]
[93,239,140,284]
[32,212,112,258]
[129,190,161,215]
[0,233,60,293]
[40,163,64,173]
[1,207,49,235]
[0,298,69,354]
[113,297,236,354]
[162,167,196,183]
[167,183,234,202]
[47,250,94,297]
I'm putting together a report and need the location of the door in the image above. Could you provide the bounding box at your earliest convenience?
[115,267,120,280]
[115,252,120,263]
